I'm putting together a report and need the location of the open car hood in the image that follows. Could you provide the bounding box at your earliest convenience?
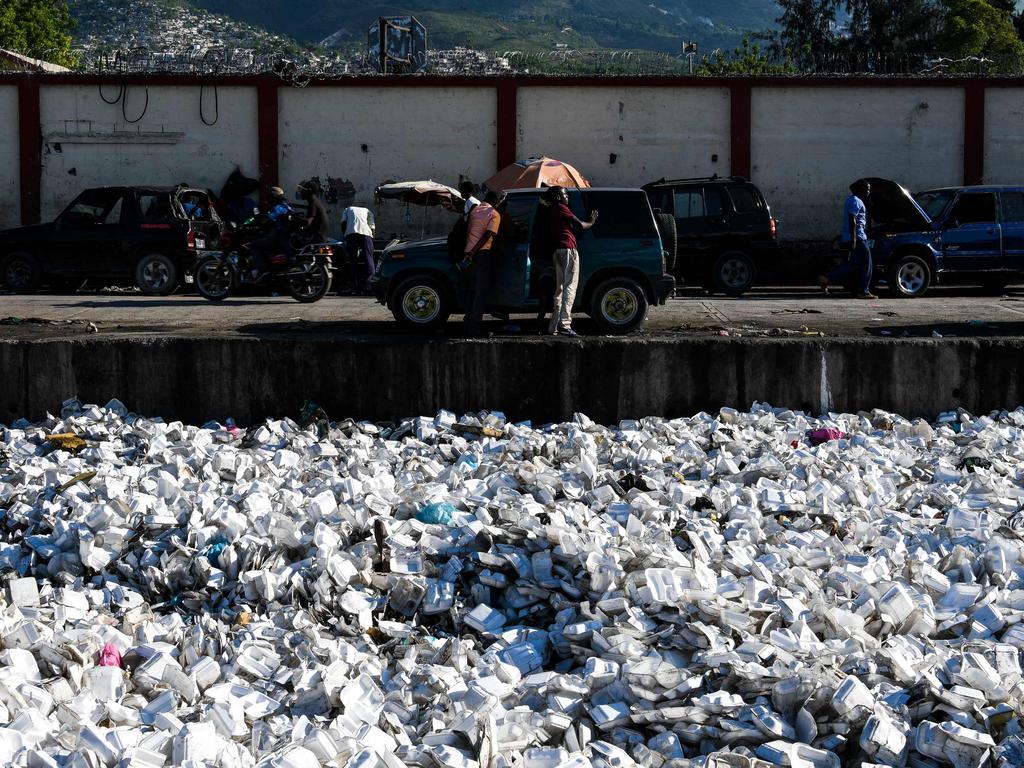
[859,177,932,232]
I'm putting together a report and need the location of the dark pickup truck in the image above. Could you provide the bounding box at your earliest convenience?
[0,186,220,295]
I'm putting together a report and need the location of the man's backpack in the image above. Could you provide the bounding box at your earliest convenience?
[447,216,469,262]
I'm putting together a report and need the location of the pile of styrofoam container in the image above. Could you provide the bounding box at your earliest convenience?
[1,398,1023,768]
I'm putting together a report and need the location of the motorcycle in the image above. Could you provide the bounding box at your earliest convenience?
[194,224,335,302]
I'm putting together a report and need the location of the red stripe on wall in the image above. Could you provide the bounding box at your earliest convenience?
[963,82,986,186]
[730,82,752,180]
[257,76,279,197]
[17,77,41,225]
[496,80,518,171]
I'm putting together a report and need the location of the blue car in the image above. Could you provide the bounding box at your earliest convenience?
[862,177,1024,297]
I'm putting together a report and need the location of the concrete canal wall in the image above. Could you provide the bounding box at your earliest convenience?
[1,335,1021,425]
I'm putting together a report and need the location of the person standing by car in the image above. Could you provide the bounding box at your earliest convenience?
[546,186,598,337]
[462,191,503,336]
[340,205,376,294]
[820,180,877,299]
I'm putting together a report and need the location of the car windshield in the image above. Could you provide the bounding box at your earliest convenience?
[914,190,954,220]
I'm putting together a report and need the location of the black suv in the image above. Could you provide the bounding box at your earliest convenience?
[643,176,779,295]
[0,186,220,295]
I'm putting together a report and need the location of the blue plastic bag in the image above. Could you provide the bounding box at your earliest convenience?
[205,534,229,566]
[417,502,456,525]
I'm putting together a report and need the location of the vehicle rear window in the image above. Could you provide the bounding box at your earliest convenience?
[949,193,996,225]
[139,193,176,220]
[673,190,707,219]
[503,195,537,244]
[582,192,656,238]
[726,186,761,214]
[1001,192,1024,223]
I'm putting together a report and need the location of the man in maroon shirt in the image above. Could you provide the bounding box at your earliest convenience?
[546,187,598,337]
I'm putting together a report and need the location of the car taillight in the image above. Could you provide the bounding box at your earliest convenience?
[187,230,196,249]
[770,218,777,238]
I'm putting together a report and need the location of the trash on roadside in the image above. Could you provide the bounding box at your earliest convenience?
[0,399,1022,766]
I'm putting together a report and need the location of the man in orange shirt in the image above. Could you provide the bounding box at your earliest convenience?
[462,191,503,336]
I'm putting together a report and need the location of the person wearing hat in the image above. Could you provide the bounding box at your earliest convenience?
[246,187,295,281]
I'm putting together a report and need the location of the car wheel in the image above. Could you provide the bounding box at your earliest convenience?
[654,213,677,273]
[1,252,42,293]
[389,276,451,329]
[589,277,650,334]
[887,255,931,298]
[713,251,756,296]
[135,253,178,296]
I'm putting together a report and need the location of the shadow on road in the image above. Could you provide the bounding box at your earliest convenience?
[55,299,299,309]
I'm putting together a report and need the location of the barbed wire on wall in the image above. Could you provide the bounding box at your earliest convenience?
[61,46,1024,79]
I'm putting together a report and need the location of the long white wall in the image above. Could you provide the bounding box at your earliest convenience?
[517,86,731,187]
[38,85,258,220]
[750,87,965,240]
[985,89,1024,185]
[0,87,19,229]
[7,80,1024,241]
[279,86,497,239]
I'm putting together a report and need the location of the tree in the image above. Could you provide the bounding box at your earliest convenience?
[698,37,795,75]
[939,0,1024,60]
[843,0,943,53]
[775,0,841,56]
[0,0,77,68]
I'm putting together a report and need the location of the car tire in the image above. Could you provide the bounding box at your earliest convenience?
[887,254,931,298]
[135,253,179,296]
[1,252,42,294]
[654,213,677,273]
[713,251,756,296]
[589,277,650,334]
[389,275,451,329]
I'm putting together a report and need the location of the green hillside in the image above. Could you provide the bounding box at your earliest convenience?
[189,0,780,52]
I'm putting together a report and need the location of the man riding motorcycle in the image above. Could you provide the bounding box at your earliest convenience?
[246,186,296,281]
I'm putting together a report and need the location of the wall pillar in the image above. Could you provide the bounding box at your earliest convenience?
[730,82,752,180]
[17,77,41,225]
[257,76,279,197]
[963,82,985,185]
[496,80,518,171]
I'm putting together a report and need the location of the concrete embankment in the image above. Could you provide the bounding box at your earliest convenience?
[0,336,1021,425]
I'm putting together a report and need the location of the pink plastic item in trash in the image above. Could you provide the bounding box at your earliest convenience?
[810,428,847,446]
[98,643,122,667]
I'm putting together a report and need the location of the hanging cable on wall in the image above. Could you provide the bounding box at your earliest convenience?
[199,50,221,126]
[121,84,149,124]
[98,50,125,105]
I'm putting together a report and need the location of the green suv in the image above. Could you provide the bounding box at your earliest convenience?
[370,188,676,334]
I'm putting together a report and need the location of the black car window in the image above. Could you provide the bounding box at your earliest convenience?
[139,193,175,220]
[1001,192,1024,224]
[726,186,760,214]
[62,189,124,227]
[949,193,996,225]
[646,188,672,214]
[582,192,656,238]
[704,187,725,217]
[503,195,538,244]
[674,190,706,219]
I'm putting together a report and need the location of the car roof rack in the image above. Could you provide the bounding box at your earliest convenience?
[644,175,749,186]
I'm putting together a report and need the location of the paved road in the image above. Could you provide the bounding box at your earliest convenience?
[3,286,1024,341]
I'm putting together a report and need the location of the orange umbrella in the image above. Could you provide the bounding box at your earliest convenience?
[483,156,590,193]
